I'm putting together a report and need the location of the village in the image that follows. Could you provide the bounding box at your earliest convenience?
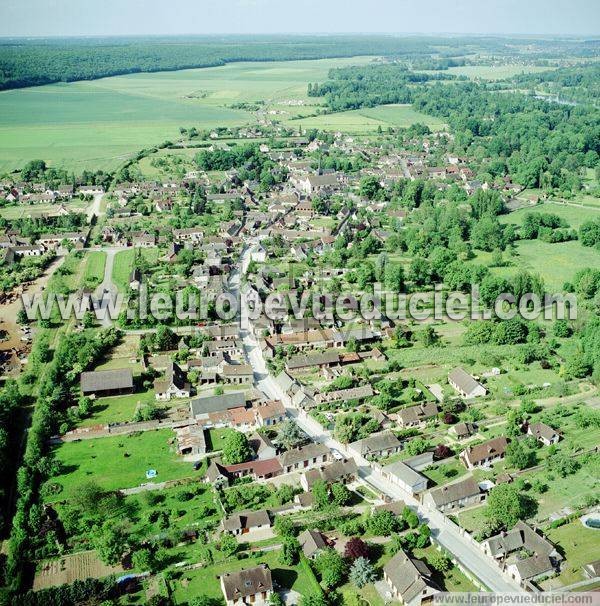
[1,114,599,606]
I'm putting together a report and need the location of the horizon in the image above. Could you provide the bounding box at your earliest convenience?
[1,0,599,38]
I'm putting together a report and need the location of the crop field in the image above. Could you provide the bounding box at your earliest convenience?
[33,550,124,591]
[0,57,375,173]
[46,429,192,501]
[282,104,447,133]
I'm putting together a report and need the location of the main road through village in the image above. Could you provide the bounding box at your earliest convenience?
[230,241,523,594]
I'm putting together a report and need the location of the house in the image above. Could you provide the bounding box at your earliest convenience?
[174,423,206,458]
[483,521,563,583]
[221,364,254,385]
[279,443,329,474]
[383,549,440,606]
[348,430,402,460]
[154,361,191,401]
[80,369,134,398]
[206,323,240,341]
[300,458,358,491]
[460,436,509,469]
[449,422,477,440]
[380,460,428,495]
[249,432,277,460]
[220,564,273,606]
[254,400,286,426]
[527,422,560,446]
[397,402,439,428]
[222,457,283,481]
[129,268,142,290]
[173,227,204,243]
[298,529,327,559]
[422,477,484,512]
[448,367,487,399]
[222,509,272,536]
[190,391,246,421]
[251,244,267,263]
[316,384,375,406]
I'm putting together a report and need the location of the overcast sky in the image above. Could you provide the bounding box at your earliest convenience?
[1,0,599,37]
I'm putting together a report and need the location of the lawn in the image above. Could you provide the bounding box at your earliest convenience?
[78,389,156,427]
[83,251,106,290]
[46,429,193,501]
[500,203,600,230]
[422,458,468,487]
[112,248,160,292]
[170,551,321,605]
[0,56,374,173]
[546,521,600,586]
[413,545,479,592]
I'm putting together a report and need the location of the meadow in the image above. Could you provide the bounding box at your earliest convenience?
[46,430,193,501]
[0,57,375,173]
[112,247,160,292]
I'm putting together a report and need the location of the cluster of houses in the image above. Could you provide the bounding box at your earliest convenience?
[0,181,104,205]
[0,229,89,265]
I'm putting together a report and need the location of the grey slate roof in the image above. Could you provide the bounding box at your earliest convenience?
[279,443,329,468]
[190,391,246,416]
[220,564,273,601]
[427,477,481,507]
[384,550,438,604]
[298,529,327,558]
[350,430,401,456]
[80,368,133,394]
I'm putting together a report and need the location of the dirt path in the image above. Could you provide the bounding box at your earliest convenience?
[0,255,66,353]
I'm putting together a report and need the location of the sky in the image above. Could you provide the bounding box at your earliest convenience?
[1,0,599,38]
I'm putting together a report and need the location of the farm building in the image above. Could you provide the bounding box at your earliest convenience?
[80,368,134,398]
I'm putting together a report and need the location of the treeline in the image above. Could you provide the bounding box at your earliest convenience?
[308,65,457,111]
[3,328,121,594]
[0,35,493,91]
[1,35,595,92]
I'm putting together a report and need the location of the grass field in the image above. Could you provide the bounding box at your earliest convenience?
[0,57,374,173]
[79,389,156,427]
[501,203,600,230]
[421,64,553,80]
[282,104,446,133]
[47,429,192,501]
[112,248,160,292]
[493,240,600,291]
[170,551,321,605]
[546,521,600,586]
[0,200,89,220]
[82,251,106,290]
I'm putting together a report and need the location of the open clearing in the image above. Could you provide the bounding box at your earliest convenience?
[0,57,375,173]
[47,429,192,501]
[282,104,446,133]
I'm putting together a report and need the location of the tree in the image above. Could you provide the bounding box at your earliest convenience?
[486,484,536,529]
[331,482,352,507]
[403,506,419,529]
[269,593,285,606]
[546,452,579,478]
[280,536,300,565]
[274,515,296,537]
[344,537,369,561]
[505,440,535,470]
[154,324,177,351]
[219,532,238,557]
[278,420,304,450]
[222,430,252,465]
[299,595,329,606]
[419,326,439,347]
[132,547,158,573]
[92,521,128,565]
[314,548,346,590]
[359,176,382,200]
[349,557,377,589]
[367,510,398,536]
[429,551,452,573]
[311,479,331,511]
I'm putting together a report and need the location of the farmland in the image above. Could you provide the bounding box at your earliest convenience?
[0,56,375,173]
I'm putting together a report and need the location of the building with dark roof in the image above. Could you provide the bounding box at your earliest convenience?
[220,564,273,606]
[80,368,134,397]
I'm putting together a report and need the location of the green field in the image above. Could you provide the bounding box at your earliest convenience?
[282,104,447,133]
[112,248,160,292]
[82,251,106,290]
[501,203,600,230]
[493,240,600,291]
[0,57,374,173]
[47,430,192,501]
[79,389,156,427]
[170,551,321,605]
[428,64,553,80]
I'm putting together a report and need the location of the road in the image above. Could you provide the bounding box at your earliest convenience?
[93,247,121,327]
[86,192,105,222]
[232,242,523,594]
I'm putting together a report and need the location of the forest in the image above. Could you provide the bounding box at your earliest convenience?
[0,34,596,91]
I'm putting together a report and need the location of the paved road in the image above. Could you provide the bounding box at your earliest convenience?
[232,243,523,594]
[86,193,105,222]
